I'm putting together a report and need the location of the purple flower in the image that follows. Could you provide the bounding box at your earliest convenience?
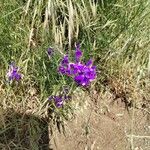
[67,63,78,75]
[58,43,97,86]
[47,48,53,56]
[49,95,63,108]
[49,92,71,108]
[74,74,86,86]
[86,59,93,67]
[59,55,70,75]
[7,63,22,81]
[75,43,82,63]
[58,66,66,74]
[54,96,63,108]
[74,66,94,86]
[61,55,69,66]
[75,63,85,73]
[76,43,80,49]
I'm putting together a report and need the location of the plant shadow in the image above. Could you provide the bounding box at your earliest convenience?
[0,108,53,150]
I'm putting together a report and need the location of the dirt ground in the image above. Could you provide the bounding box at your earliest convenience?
[0,90,149,150]
[50,91,150,150]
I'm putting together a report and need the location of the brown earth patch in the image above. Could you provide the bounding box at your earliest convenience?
[50,91,150,150]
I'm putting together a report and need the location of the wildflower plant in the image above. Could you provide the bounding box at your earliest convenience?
[49,94,70,108]
[6,62,22,82]
[47,47,54,57]
[58,44,97,86]
[48,86,71,108]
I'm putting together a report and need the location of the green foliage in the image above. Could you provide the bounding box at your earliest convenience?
[0,0,149,121]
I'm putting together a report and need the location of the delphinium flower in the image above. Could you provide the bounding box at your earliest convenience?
[49,94,71,108]
[49,96,63,108]
[6,62,22,81]
[58,55,69,74]
[47,47,54,56]
[75,43,82,63]
[58,43,96,86]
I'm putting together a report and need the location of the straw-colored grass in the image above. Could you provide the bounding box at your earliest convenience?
[0,0,150,149]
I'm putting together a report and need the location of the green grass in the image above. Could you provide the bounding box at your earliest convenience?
[0,0,150,149]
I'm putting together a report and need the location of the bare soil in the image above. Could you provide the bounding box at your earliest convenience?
[50,91,150,150]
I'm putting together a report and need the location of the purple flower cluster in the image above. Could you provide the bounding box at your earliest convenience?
[49,94,70,108]
[59,44,96,86]
[6,63,22,81]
